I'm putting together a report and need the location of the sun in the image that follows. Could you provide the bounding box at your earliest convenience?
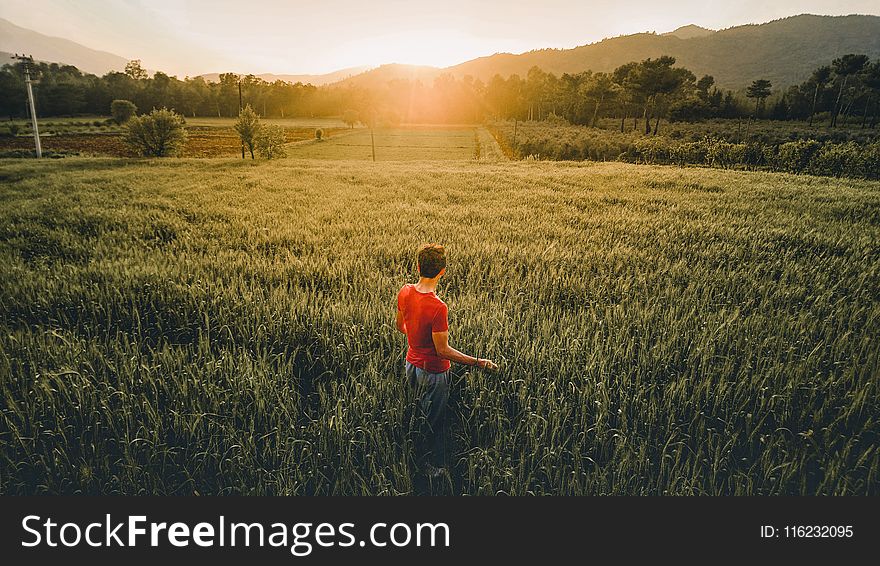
[339,28,498,69]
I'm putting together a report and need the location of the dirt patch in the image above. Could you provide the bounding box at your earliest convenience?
[0,127,352,158]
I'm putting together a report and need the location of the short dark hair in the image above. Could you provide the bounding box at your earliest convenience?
[418,243,446,278]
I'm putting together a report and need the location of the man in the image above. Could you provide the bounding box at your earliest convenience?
[396,243,498,478]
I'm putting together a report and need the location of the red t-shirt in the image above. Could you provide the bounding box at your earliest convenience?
[397,284,450,373]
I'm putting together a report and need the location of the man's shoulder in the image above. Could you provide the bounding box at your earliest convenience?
[428,294,447,310]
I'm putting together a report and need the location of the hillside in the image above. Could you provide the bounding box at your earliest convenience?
[199,66,369,86]
[662,24,715,39]
[0,18,128,75]
[341,14,880,90]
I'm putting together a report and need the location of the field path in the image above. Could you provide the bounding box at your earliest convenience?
[476,126,507,160]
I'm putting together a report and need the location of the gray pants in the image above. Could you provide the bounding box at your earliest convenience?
[406,361,449,467]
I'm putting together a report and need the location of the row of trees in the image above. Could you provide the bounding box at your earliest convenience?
[765,54,880,127]
[1,55,878,129]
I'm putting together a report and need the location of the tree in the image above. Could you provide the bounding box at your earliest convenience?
[256,124,286,158]
[124,60,148,81]
[612,62,640,131]
[634,56,690,135]
[770,95,789,120]
[110,99,137,124]
[830,54,869,127]
[861,60,880,128]
[582,73,616,127]
[124,107,187,157]
[808,66,832,126]
[234,104,261,159]
[342,109,359,128]
[746,79,772,117]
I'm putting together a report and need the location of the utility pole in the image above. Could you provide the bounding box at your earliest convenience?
[238,78,244,159]
[13,54,41,158]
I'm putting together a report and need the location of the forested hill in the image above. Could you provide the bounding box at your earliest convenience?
[451,14,880,88]
[341,14,880,90]
[0,18,129,76]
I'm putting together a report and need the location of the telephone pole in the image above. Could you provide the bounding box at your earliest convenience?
[238,78,244,159]
[13,54,41,158]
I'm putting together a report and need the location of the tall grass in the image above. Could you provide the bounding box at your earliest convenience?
[0,158,877,495]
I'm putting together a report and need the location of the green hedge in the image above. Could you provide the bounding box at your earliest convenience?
[491,123,880,180]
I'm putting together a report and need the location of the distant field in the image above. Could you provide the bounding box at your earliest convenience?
[287,126,483,160]
[185,116,349,129]
[0,118,489,160]
[0,158,877,495]
[0,122,351,158]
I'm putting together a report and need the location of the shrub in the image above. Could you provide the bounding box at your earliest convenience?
[670,140,708,167]
[256,124,287,159]
[774,140,822,173]
[633,136,670,164]
[808,142,861,178]
[124,108,188,157]
[743,142,766,169]
[315,128,324,140]
[857,142,880,180]
[234,105,261,159]
[111,100,138,125]
[342,109,359,129]
[706,139,746,169]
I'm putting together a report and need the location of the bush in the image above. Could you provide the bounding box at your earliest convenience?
[234,105,261,159]
[857,142,880,180]
[342,109,359,129]
[808,142,861,178]
[773,140,822,173]
[633,136,670,164]
[124,108,188,157]
[111,100,137,125]
[256,124,287,159]
[706,139,746,169]
[315,128,323,140]
[670,140,708,167]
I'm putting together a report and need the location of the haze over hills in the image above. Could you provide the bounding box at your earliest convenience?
[198,67,369,86]
[0,17,129,75]
[2,14,879,91]
[662,24,715,39]
[342,14,880,90]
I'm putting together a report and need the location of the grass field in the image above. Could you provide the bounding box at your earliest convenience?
[0,118,351,158]
[0,154,877,495]
[287,126,486,160]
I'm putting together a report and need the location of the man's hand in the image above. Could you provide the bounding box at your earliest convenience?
[477,358,499,372]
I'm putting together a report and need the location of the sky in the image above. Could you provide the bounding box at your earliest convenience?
[1,0,878,76]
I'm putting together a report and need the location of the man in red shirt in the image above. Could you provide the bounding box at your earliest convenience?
[396,243,498,478]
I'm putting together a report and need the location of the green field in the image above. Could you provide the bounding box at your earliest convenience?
[287,126,486,160]
[184,116,350,129]
[1,151,877,495]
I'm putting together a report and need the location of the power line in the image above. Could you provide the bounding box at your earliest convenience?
[12,54,42,158]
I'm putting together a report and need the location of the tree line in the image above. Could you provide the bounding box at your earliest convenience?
[1,55,878,129]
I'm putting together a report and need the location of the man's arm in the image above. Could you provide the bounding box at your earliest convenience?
[395,308,407,334]
[432,331,498,370]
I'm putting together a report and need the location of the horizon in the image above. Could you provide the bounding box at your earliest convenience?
[0,1,878,77]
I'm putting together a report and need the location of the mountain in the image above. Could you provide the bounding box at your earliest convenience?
[333,64,444,89]
[340,14,880,90]
[662,24,715,39]
[0,18,129,75]
[199,66,369,86]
